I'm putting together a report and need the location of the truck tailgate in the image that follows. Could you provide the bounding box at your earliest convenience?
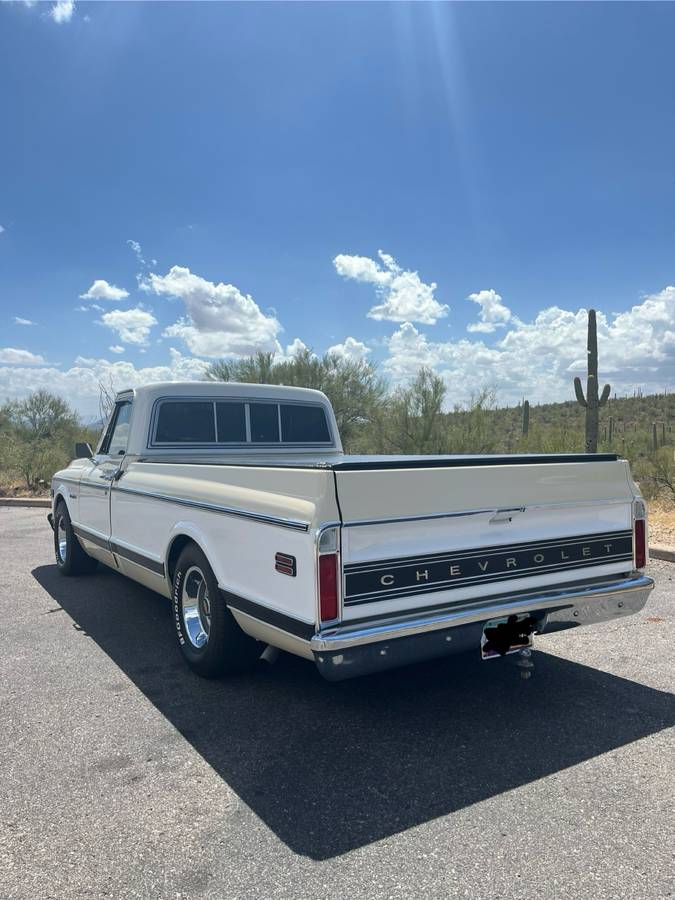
[335,459,636,622]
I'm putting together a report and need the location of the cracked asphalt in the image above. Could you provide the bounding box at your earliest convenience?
[1,507,673,899]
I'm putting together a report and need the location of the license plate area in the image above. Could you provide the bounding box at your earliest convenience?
[481,613,536,659]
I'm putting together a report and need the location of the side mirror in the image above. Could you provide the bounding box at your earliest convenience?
[75,442,93,459]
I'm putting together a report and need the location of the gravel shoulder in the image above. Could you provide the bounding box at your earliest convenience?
[1,508,674,900]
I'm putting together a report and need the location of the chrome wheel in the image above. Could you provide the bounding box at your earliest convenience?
[57,515,68,564]
[181,565,211,649]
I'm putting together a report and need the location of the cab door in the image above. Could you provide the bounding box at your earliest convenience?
[77,398,132,564]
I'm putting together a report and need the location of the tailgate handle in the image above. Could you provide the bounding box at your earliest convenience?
[489,507,525,524]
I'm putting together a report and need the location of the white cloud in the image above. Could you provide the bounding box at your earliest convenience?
[0,225,5,235]
[466,289,512,333]
[276,338,310,362]
[127,239,147,271]
[144,265,282,358]
[49,0,74,23]
[99,308,157,346]
[80,279,129,303]
[127,239,143,258]
[0,348,45,365]
[326,336,371,363]
[334,250,448,325]
[108,345,125,355]
[13,317,34,326]
[384,285,675,405]
[0,349,210,418]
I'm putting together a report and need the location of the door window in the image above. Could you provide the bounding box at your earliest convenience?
[101,401,132,457]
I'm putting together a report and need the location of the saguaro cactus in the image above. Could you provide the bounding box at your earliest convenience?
[574,309,611,453]
[522,400,530,437]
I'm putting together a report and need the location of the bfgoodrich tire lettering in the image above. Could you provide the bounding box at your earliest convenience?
[172,543,260,678]
[53,500,98,576]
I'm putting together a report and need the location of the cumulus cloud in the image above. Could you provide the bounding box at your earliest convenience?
[13,317,34,326]
[99,308,157,346]
[143,265,282,358]
[0,225,5,235]
[48,0,74,22]
[0,347,45,365]
[108,345,125,355]
[276,338,311,362]
[326,336,371,363]
[384,285,675,405]
[466,289,512,333]
[334,250,448,325]
[0,349,210,418]
[80,279,129,303]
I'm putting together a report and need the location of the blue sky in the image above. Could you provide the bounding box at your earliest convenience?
[1,0,674,416]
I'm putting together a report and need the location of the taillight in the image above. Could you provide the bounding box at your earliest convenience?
[318,527,339,623]
[319,553,339,621]
[634,517,647,569]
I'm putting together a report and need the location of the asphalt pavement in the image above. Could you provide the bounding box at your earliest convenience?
[1,507,673,899]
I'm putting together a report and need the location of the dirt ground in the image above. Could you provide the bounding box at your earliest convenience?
[650,500,675,549]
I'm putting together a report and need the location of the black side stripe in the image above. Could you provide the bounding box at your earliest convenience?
[110,542,165,576]
[73,525,109,551]
[221,590,315,641]
[73,525,165,576]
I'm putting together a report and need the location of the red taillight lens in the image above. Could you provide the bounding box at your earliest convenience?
[634,518,647,569]
[319,552,338,621]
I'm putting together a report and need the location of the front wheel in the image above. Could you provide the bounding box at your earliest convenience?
[172,543,260,678]
[53,501,98,576]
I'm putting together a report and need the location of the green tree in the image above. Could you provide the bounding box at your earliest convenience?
[4,391,80,488]
[382,368,448,454]
[207,349,387,450]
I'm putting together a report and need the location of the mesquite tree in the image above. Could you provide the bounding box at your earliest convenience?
[573,309,611,453]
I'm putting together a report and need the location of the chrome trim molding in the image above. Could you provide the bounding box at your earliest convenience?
[112,484,310,532]
[341,496,632,529]
[310,573,654,652]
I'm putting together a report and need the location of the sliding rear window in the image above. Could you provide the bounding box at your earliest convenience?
[249,403,280,443]
[216,402,247,442]
[280,403,330,442]
[151,398,331,446]
[155,401,215,443]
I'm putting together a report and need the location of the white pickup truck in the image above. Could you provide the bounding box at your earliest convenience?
[50,382,654,680]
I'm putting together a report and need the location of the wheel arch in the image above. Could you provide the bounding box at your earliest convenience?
[165,528,213,588]
[52,487,71,516]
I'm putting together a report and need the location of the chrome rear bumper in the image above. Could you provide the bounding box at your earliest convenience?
[311,572,654,680]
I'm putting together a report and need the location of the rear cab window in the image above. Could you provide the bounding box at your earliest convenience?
[150,398,332,447]
[156,401,215,444]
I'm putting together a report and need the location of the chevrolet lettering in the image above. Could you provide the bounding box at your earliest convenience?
[49,382,654,681]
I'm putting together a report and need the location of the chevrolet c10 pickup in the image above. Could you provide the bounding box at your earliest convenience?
[49,382,654,680]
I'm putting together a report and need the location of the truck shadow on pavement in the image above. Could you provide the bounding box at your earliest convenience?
[33,564,675,861]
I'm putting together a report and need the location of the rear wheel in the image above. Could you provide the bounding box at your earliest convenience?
[172,543,260,678]
[53,500,98,576]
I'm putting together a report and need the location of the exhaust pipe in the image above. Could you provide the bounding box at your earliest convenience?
[260,644,280,665]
